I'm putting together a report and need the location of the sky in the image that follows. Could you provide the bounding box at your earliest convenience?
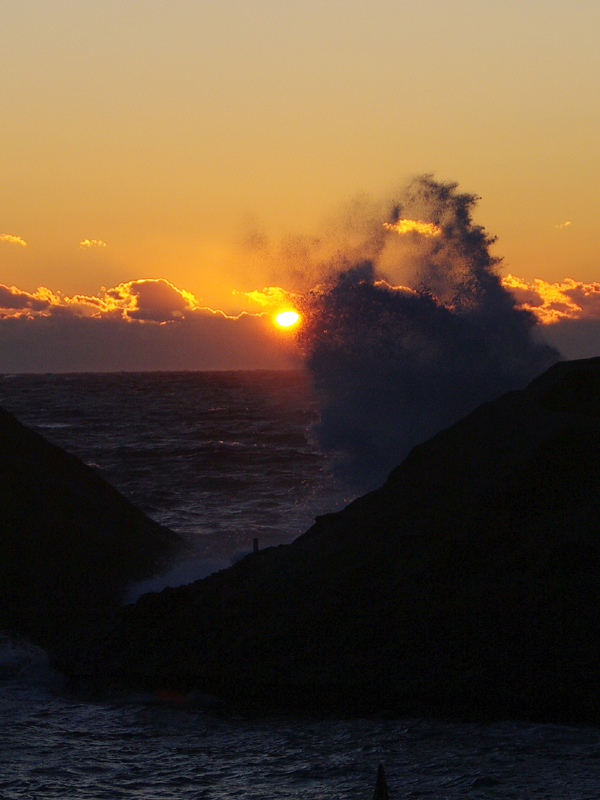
[1,0,599,371]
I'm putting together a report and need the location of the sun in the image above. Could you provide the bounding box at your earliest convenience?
[275,310,300,328]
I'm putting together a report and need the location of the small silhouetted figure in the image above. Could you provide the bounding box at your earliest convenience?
[253,538,259,553]
[373,763,389,800]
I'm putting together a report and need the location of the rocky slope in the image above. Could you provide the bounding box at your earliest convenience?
[59,358,600,719]
[0,406,183,649]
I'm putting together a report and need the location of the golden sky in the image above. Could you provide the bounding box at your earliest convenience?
[1,1,599,307]
[1,0,599,374]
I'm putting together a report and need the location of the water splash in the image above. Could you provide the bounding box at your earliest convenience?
[298,176,559,489]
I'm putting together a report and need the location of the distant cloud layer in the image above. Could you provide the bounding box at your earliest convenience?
[0,279,298,372]
[0,272,599,373]
[502,275,600,324]
[0,278,224,322]
[0,284,52,311]
[501,274,600,360]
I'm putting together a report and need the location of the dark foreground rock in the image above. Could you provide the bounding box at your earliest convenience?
[62,358,600,721]
[0,406,183,649]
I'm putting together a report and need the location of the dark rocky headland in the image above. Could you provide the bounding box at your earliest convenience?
[6,358,600,721]
[0,405,183,651]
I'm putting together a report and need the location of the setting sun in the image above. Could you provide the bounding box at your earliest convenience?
[275,310,300,328]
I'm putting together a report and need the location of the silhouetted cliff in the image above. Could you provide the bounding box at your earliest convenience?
[0,406,183,649]
[53,358,600,719]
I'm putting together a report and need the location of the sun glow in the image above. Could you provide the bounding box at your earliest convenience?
[275,310,300,328]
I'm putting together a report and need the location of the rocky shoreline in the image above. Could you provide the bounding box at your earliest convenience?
[0,404,183,650]
[5,358,600,721]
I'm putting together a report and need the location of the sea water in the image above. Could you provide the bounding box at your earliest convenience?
[1,371,600,799]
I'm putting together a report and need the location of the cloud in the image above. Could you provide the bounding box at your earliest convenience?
[104,278,201,322]
[0,285,55,312]
[502,274,600,324]
[502,274,600,361]
[0,278,203,322]
[0,277,299,372]
[234,285,300,310]
[383,219,442,236]
[80,239,107,248]
[554,221,572,229]
[1,264,598,376]
[0,234,27,246]
[0,308,299,373]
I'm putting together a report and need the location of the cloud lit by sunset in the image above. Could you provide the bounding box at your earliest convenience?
[3,258,600,372]
[0,284,53,312]
[383,219,442,237]
[0,278,227,323]
[80,239,107,249]
[0,276,302,372]
[502,274,600,325]
[234,286,301,311]
[102,279,201,321]
[0,234,27,246]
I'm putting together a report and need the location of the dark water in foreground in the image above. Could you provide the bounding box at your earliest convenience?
[1,371,600,799]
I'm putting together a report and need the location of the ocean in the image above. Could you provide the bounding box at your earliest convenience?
[1,371,600,799]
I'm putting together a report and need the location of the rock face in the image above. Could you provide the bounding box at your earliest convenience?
[0,406,182,649]
[64,358,600,720]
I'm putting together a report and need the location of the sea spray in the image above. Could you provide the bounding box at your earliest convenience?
[125,557,231,603]
[298,176,559,489]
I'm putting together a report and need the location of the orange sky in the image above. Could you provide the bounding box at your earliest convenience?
[1,0,599,368]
